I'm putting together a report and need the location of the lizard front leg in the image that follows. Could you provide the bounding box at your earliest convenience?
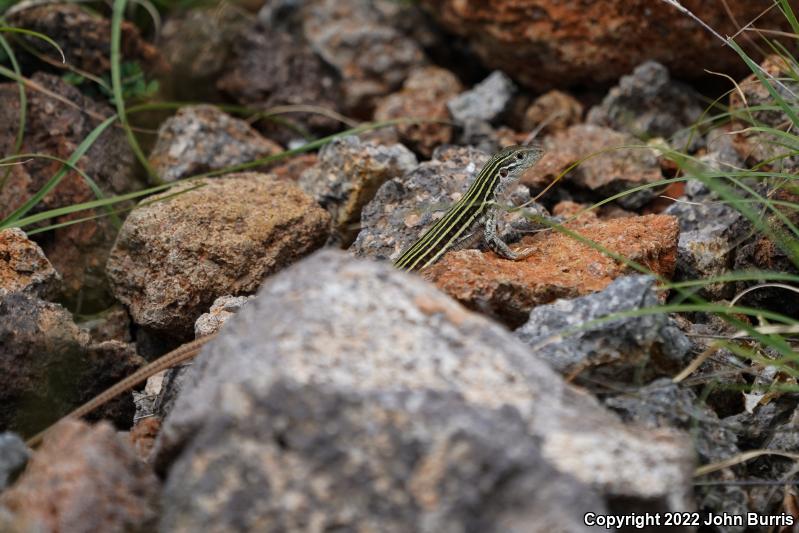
[483,208,535,261]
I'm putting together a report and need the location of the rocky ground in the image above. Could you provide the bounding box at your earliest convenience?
[1,1,798,532]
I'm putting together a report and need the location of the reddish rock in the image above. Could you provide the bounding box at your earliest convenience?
[0,73,140,312]
[419,0,787,91]
[422,214,679,327]
[0,420,159,532]
[130,417,161,462]
[522,90,584,136]
[522,124,664,209]
[0,228,60,299]
[6,3,164,75]
[374,66,463,157]
[269,153,319,181]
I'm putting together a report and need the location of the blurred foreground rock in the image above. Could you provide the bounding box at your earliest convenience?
[107,173,330,335]
[0,420,159,533]
[153,251,693,530]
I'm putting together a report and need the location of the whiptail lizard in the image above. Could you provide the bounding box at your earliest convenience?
[26,145,544,448]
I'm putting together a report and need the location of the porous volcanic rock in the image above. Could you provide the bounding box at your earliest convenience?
[422,214,679,327]
[419,0,786,91]
[106,173,331,335]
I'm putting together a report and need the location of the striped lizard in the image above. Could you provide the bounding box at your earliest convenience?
[26,145,543,447]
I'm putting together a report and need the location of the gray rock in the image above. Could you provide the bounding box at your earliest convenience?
[162,384,605,532]
[299,136,417,245]
[587,61,703,144]
[351,145,489,262]
[515,275,690,380]
[447,71,516,124]
[154,250,694,522]
[0,433,29,491]
[106,173,331,335]
[665,198,743,300]
[149,105,282,182]
[0,228,60,299]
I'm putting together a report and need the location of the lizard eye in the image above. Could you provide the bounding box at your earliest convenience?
[516,152,524,160]
[499,168,509,178]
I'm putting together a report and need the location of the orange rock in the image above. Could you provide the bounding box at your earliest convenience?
[422,214,679,327]
[419,0,787,91]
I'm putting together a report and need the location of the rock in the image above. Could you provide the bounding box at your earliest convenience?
[0,228,60,299]
[731,188,799,317]
[159,4,254,101]
[77,304,132,344]
[0,291,145,435]
[729,55,799,169]
[0,73,139,312]
[153,250,693,521]
[418,0,787,91]
[522,124,664,209]
[299,136,417,245]
[162,384,605,532]
[0,420,159,532]
[217,23,342,143]
[6,2,164,76]
[515,276,689,380]
[587,61,704,146]
[194,295,254,339]
[0,433,29,491]
[106,173,331,335]
[302,0,428,114]
[447,70,516,124]
[268,153,319,182]
[700,127,745,172]
[665,196,743,300]
[603,379,740,463]
[373,66,463,157]
[422,214,679,327]
[522,90,584,136]
[149,105,282,182]
[351,145,489,262]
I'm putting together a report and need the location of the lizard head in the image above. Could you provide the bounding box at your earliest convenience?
[493,144,544,189]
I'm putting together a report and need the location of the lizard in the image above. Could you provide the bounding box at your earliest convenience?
[25,145,544,448]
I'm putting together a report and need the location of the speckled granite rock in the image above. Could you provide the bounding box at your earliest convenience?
[374,66,462,157]
[149,105,283,182]
[153,250,694,523]
[106,173,331,335]
[515,275,689,380]
[0,228,60,299]
[422,215,680,327]
[522,124,664,209]
[0,420,159,532]
[587,61,703,144]
[299,136,417,245]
